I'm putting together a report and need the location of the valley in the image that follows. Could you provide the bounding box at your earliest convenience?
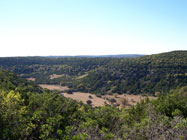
[37,83,156,108]
[1,0,186,139]
[0,51,187,96]
[0,51,186,139]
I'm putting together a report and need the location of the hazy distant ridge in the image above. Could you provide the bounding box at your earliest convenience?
[45,54,144,58]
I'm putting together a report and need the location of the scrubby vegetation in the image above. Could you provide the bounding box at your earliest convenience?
[0,51,187,95]
[0,69,43,94]
[0,51,187,139]
[79,51,187,94]
[0,69,186,139]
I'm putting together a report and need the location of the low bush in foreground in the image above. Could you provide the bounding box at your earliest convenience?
[0,86,186,140]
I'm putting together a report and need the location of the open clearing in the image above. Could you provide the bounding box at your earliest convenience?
[26,77,36,81]
[50,74,65,79]
[76,74,88,79]
[39,84,69,91]
[63,92,156,108]
[63,92,110,107]
[39,84,156,108]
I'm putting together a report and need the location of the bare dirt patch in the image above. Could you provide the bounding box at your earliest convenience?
[26,77,36,81]
[39,84,69,91]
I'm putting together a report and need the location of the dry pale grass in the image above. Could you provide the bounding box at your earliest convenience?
[76,74,88,79]
[39,84,69,91]
[103,94,156,108]
[50,74,64,79]
[39,83,156,108]
[63,92,156,108]
[63,92,110,107]
[26,77,36,81]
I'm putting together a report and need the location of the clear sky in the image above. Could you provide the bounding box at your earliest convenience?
[0,0,186,56]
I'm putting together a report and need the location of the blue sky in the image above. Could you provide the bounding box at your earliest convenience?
[0,0,186,56]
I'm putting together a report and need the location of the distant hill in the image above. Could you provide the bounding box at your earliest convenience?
[45,54,144,58]
[0,51,186,95]
[75,51,187,95]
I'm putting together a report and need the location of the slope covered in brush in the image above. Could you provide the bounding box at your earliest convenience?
[0,68,186,139]
[0,69,42,93]
[76,51,187,94]
[0,51,186,95]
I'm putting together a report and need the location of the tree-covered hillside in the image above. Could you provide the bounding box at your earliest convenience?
[0,57,111,84]
[78,51,187,94]
[0,69,186,139]
[0,69,43,93]
[0,51,186,95]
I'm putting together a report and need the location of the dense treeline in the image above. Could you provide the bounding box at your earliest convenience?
[0,57,111,85]
[0,69,43,94]
[0,69,186,139]
[0,51,187,95]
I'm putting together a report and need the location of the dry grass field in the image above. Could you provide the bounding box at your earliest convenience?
[39,84,69,91]
[63,92,156,108]
[49,74,64,79]
[63,92,110,107]
[26,77,36,81]
[38,83,156,108]
[76,74,88,79]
